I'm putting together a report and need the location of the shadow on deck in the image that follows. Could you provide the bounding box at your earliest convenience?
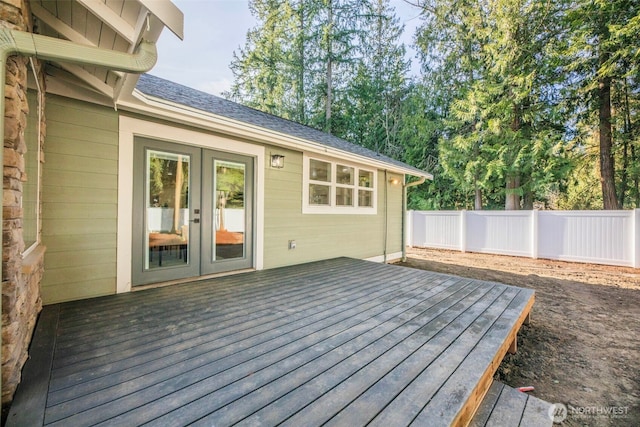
[7,258,549,426]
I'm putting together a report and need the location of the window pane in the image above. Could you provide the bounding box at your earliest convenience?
[336,165,354,185]
[359,170,373,188]
[336,187,353,206]
[309,159,331,182]
[309,184,330,205]
[359,189,373,207]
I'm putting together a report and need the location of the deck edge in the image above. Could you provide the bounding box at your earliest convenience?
[6,305,60,427]
[453,290,535,427]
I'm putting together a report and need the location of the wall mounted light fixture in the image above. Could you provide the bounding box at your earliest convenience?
[389,178,401,185]
[271,154,285,169]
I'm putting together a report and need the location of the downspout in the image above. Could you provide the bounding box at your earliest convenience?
[383,170,388,263]
[0,27,157,389]
[402,176,427,262]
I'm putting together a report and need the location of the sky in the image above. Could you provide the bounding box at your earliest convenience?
[153,0,423,96]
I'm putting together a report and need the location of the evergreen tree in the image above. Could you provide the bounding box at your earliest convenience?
[562,0,640,209]
[414,0,570,210]
[227,0,293,116]
[339,0,409,157]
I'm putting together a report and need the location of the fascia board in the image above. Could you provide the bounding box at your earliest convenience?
[118,91,433,180]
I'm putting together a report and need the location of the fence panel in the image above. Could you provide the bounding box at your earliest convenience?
[466,211,532,257]
[407,209,639,268]
[537,211,634,266]
[409,211,461,250]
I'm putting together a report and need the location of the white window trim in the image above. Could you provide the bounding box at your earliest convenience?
[302,154,377,215]
[22,85,43,257]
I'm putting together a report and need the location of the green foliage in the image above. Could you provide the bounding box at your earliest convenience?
[228,0,640,210]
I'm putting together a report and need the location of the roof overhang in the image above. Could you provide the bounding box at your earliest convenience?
[31,0,183,103]
[118,90,433,180]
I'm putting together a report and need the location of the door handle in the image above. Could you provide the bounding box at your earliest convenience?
[190,218,200,224]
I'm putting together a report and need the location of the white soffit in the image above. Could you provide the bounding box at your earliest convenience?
[30,0,183,101]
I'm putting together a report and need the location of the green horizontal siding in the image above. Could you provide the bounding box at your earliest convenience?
[41,95,118,304]
[39,97,407,303]
[263,147,404,269]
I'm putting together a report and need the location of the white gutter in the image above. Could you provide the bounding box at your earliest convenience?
[402,176,427,262]
[0,28,158,391]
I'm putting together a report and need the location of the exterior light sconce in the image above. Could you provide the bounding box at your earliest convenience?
[389,178,401,185]
[271,154,285,169]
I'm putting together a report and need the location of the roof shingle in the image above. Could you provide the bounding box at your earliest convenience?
[135,74,429,177]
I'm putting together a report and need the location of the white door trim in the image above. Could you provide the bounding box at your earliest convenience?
[118,115,265,294]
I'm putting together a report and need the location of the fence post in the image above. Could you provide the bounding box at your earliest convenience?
[634,209,640,268]
[531,209,539,259]
[460,210,467,253]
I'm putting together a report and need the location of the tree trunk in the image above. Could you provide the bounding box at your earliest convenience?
[618,78,632,208]
[297,3,306,124]
[597,17,619,210]
[474,186,483,210]
[633,143,640,207]
[505,174,520,210]
[172,155,183,233]
[598,75,619,209]
[523,191,534,210]
[506,103,522,210]
[325,0,333,134]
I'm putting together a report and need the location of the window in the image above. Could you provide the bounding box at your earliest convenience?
[309,159,331,206]
[303,155,377,214]
[23,90,41,254]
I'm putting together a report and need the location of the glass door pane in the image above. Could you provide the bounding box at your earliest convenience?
[201,150,253,275]
[145,150,191,269]
[132,139,201,286]
[213,160,246,261]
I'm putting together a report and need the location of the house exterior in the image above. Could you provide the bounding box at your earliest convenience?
[0,0,430,406]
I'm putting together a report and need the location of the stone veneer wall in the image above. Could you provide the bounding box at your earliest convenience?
[1,0,46,407]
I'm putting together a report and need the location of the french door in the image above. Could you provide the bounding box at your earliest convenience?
[132,138,254,286]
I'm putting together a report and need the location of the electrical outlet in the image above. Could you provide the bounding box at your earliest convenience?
[288,240,296,250]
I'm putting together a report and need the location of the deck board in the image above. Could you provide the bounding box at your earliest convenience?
[470,381,553,427]
[8,258,536,427]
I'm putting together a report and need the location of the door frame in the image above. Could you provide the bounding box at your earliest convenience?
[118,115,265,293]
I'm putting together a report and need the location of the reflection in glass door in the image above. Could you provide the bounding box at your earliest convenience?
[145,150,191,269]
[133,140,201,285]
[201,150,253,275]
[213,160,246,261]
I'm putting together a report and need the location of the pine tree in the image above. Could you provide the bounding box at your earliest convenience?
[227,0,293,116]
[562,0,640,209]
[415,0,570,210]
[339,0,409,157]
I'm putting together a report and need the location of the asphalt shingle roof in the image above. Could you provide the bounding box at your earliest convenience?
[136,74,430,177]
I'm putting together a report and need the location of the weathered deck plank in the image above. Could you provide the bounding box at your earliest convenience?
[8,258,537,427]
[49,263,413,385]
[470,381,553,427]
[155,278,484,426]
[5,306,59,427]
[46,267,434,423]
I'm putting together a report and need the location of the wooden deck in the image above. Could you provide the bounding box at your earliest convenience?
[7,258,536,426]
[471,381,552,427]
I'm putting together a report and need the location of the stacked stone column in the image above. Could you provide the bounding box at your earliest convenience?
[1,0,46,408]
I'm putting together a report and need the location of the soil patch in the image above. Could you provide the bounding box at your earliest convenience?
[400,247,640,426]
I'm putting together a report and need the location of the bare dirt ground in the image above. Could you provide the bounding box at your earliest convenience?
[400,247,640,426]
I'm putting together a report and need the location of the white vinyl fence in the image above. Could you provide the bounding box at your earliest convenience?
[407,209,640,268]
